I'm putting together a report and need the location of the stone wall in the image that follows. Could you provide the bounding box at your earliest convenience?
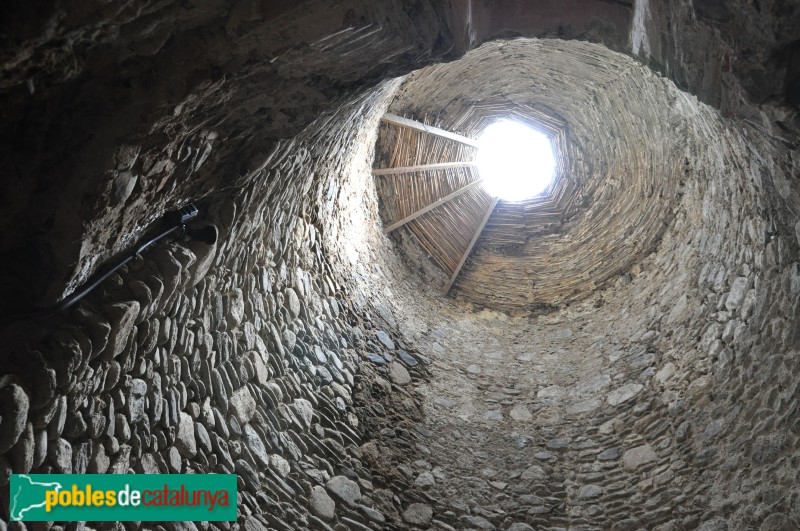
[339,63,800,528]
[0,2,799,531]
[0,80,440,530]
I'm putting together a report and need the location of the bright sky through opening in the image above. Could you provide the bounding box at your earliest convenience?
[476,120,555,201]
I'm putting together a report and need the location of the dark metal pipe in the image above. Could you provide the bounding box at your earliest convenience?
[12,203,215,320]
[50,224,183,313]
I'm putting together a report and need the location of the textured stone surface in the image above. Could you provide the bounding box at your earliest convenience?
[326,476,361,507]
[403,503,433,525]
[623,445,657,470]
[175,413,197,459]
[229,388,256,425]
[310,485,336,521]
[0,383,29,453]
[389,362,412,385]
[0,4,797,531]
[607,384,644,406]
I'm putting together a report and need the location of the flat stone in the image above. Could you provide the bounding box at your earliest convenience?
[102,301,140,359]
[72,441,90,474]
[166,446,181,473]
[110,444,131,474]
[435,398,456,408]
[578,484,603,498]
[49,438,72,473]
[326,475,361,506]
[195,422,212,454]
[175,412,197,458]
[537,385,565,399]
[510,405,533,421]
[546,437,571,449]
[187,239,216,286]
[367,353,385,366]
[374,302,397,329]
[521,465,546,480]
[309,485,336,520]
[403,503,433,526]
[127,379,147,424]
[241,519,267,531]
[88,443,109,474]
[415,471,435,488]
[0,383,30,453]
[597,447,620,461]
[285,288,301,318]
[282,329,297,352]
[667,294,690,324]
[575,374,612,395]
[460,515,495,530]
[796,220,800,247]
[389,362,411,385]
[623,444,657,470]
[656,362,675,383]
[137,452,160,474]
[397,350,419,367]
[292,398,314,429]
[375,331,395,350]
[566,398,602,414]
[236,459,259,491]
[32,429,47,468]
[63,411,87,438]
[507,524,536,531]
[227,288,245,328]
[607,384,643,406]
[485,409,503,421]
[726,276,749,310]
[358,505,385,523]
[115,414,131,442]
[242,424,268,467]
[32,368,57,410]
[269,454,290,477]
[230,387,256,425]
[9,422,34,473]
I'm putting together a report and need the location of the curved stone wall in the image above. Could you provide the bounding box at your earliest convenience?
[0,3,798,531]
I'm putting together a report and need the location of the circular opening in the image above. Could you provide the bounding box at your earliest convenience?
[476,120,556,201]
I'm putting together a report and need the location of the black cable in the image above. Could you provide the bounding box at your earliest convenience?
[9,202,214,321]
[49,224,183,314]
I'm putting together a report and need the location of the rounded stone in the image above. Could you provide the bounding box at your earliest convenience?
[326,475,361,506]
[0,383,30,453]
[309,485,335,521]
[388,362,411,385]
[623,444,657,470]
[403,503,433,525]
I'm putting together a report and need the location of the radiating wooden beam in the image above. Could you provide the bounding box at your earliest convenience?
[445,197,499,294]
[381,114,481,148]
[372,161,477,176]
[384,180,482,234]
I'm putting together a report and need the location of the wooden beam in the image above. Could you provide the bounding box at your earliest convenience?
[381,114,481,148]
[372,161,477,176]
[384,180,482,234]
[445,197,499,293]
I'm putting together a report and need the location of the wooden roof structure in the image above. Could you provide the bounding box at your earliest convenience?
[374,109,574,298]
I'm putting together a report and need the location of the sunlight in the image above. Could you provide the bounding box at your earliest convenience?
[476,120,555,201]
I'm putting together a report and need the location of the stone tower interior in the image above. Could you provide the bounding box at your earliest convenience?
[1,1,800,530]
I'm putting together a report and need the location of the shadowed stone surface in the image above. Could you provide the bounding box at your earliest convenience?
[0,2,798,531]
